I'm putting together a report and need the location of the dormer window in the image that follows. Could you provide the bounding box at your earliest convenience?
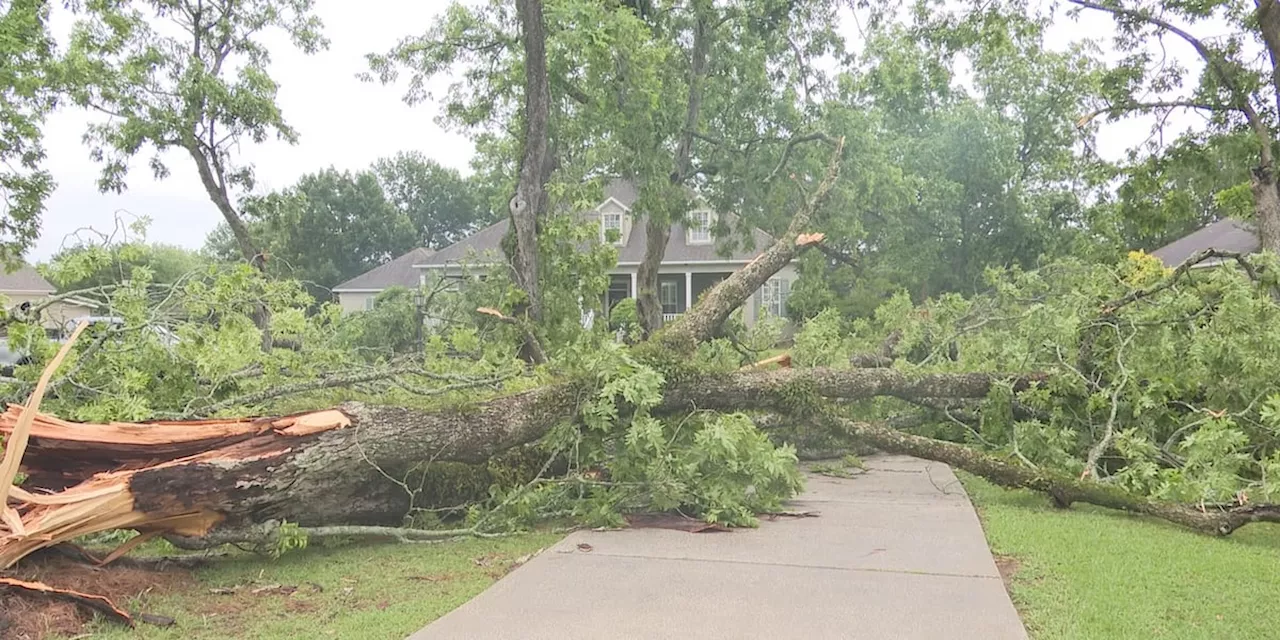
[688,211,712,244]
[601,212,624,245]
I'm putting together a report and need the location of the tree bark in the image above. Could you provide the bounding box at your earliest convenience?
[1252,174,1280,254]
[0,365,1027,561]
[635,220,671,333]
[507,0,554,361]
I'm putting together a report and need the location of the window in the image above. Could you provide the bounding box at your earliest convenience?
[688,211,712,244]
[659,280,680,314]
[601,212,623,245]
[364,296,376,311]
[761,278,788,318]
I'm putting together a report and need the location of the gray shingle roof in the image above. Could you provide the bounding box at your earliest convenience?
[417,179,776,268]
[333,247,434,291]
[0,265,55,293]
[1150,218,1259,267]
[414,216,775,267]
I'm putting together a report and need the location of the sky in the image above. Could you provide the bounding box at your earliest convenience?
[28,0,1208,262]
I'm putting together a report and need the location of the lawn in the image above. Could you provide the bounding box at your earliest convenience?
[960,473,1280,639]
[75,533,560,640]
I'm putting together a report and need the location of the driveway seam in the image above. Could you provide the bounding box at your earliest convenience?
[557,549,1003,581]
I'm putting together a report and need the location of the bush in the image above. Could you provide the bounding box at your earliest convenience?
[608,297,638,330]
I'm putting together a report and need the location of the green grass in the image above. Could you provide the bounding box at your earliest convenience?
[87,533,560,640]
[960,472,1280,639]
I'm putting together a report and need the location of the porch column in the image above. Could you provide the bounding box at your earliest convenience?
[684,271,692,312]
[630,272,638,298]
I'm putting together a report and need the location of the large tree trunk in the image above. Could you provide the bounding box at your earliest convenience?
[0,143,846,567]
[635,219,671,333]
[506,0,553,363]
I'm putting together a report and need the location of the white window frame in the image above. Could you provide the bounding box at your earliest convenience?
[761,278,785,318]
[659,280,680,313]
[687,210,712,244]
[601,212,624,245]
[364,296,376,311]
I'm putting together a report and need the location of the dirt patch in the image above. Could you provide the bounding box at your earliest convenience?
[993,554,1020,590]
[284,598,319,614]
[0,553,196,639]
[0,595,83,640]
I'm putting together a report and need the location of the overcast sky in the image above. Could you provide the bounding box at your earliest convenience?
[29,1,1205,262]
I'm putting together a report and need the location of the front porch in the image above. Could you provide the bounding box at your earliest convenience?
[605,271,732,326]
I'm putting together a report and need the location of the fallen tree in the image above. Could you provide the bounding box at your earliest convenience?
[8,247,1280,574]
[6,133,1280,599]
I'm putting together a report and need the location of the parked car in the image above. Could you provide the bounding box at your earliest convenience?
[0,336,34,375]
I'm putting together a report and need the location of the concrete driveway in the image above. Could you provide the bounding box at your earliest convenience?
[410,455,1027,639]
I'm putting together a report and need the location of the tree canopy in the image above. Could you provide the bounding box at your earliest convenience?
[0,1,56,268]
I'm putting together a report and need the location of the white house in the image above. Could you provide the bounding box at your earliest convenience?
[334,180,797,326]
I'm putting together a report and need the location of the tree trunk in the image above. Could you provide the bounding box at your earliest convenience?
[635,218,670,333]
[644,137,844,356]
[507,0,553,361]
[1253,173,1280,254]
[0,365,1039,567]
[0,141,851,567]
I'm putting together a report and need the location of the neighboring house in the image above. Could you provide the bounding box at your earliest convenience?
[1151,218,1259,268]
[336,180,796,327]
[333,247,436,313]
[0,266,95,332]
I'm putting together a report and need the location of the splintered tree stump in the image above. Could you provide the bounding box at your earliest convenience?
[0,406,355,569]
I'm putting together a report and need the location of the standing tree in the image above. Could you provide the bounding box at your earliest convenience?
[1059,0,1280,252]
[61,0,326,346]
[61,0,326,270]
[0,0,56,267]
[507,0,554,350]
[373,151,495,250]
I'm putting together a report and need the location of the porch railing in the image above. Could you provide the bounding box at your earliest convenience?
[661,313,683,323]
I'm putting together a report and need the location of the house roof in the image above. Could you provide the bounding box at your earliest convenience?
[0,265,56,293]
[1150,218,1259,267]
[333,247,434,292]
[416,179,777,268]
